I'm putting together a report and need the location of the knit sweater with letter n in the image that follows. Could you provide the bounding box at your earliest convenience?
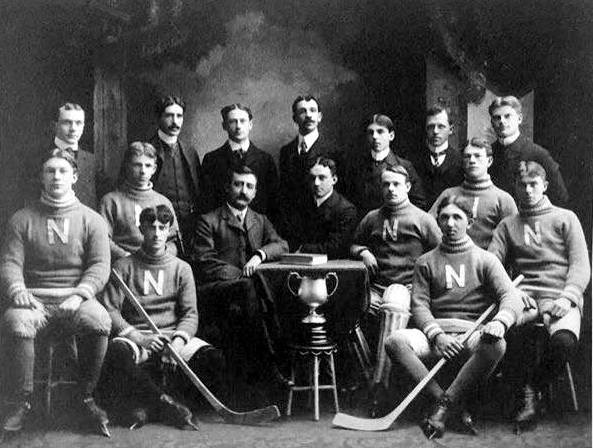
[412,236,522,341]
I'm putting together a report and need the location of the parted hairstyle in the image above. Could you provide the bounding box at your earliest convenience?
[488,95,522,116]
[382,164,410,183]
[292,95,321,114]
[363,114,395,133]
[221,103,253,121]
[139,205,175,227]
[516,160,547,181]
[43,148,78,173]
[436,194,473,221]
[155,96,185,117]
[426,104,451,123]
[122,141,157,168]
[227,163,258,185]
[463,137,492,157]
[309,156,337,176]
[56,102,84,120]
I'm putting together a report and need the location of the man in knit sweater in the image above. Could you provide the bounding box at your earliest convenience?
[430,137,517,249]
[100,205,220,430]
[100,142,180,261]
[0,149,112,435]
[385,195,525,439]
[351,165,441,315]
[489,161,590,430]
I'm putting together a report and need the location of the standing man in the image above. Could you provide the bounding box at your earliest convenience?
[291,157,357,259]
[202,104,278,220]
[278,95,336,238]
[414,105,464,209]
[489,95,569,206]
[192,165,288,390]
[149,96,202,252]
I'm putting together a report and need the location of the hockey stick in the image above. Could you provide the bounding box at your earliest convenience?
[110,269,281,425]
[332,274,524,431]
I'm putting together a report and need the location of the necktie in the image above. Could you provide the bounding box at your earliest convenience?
[299,140,308,155]
[431,152,444,167]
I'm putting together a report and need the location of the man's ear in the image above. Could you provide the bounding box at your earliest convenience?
[449,123,455,134]
[318,111,323,123]
[487,156,493,168]
[467,217,475,229]
[405,181,411,193]
[543,180,549,193]
[517,112,523,125]
[72,172,78,185]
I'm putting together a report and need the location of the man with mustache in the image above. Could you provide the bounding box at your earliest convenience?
[488,96,569,206]
[192,164,289,395]
[149,96,202,252]
[202,104,279,222]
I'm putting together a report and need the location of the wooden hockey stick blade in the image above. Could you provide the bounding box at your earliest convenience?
[111,269,281,425]
[333,275,524,431]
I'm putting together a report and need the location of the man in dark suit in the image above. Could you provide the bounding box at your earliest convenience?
[192,165,288,387]
[414,105,464,209]
[202,104,278,220]
[291,157,357,259]
[489,95,569,206]
[149,95,202,251]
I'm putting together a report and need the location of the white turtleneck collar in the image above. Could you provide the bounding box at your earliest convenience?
[158,129,179,146]
[428,140,449,155]
[498,131,521,146]
[54,136,78,152]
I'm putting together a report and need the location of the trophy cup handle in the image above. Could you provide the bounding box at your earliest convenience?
[287,272,302,296]
[325,272,339,297]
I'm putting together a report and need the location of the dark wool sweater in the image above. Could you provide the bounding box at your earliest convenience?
[489,196,590,313]
[412,236,522,341]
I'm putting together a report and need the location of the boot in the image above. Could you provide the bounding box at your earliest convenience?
[128,407,148,430]
[82,397,111,437]
[513,384,538,434]
[159,394,199,430]
[2,400,32,432]
[422,394,451,439]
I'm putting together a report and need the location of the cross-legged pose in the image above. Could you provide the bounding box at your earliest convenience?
[100,141,179,262]
[0,149,112,435]
[100,205,222,429]
[430,137,517,249]
[489,161,590,431]
[385,195,524,438]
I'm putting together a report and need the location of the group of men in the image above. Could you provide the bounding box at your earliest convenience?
[0,93,588,440]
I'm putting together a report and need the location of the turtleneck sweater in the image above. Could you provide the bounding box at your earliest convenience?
[99,182,179,261]
[351,198,441,286]
[489,196,590,313]
[1,195,110,302]
[429,174,517,249]
[102,247,198,343]
[413,235,521,341]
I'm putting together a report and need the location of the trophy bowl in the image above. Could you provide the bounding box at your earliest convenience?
[287,272,338,324]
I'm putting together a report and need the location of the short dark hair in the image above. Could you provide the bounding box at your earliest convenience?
[227,163,258,185]
[291,95,321,114]
[221,103,253,122]
[139,205,175,227]
[363,114,394,133]
[426,104,451,123]
[463,137,492,157]
[43,148,78,173]
[56,103,84,120]
[123,141,157,170]
[382,165,410,183]
[155,96,185,117]
[309,156,337,176]
[436,194,473,220]
[488,95,522,116]
[516,160,547,181]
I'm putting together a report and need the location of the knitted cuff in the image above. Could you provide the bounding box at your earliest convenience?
[492,309,515,330]
[76,283,95,301]
[118,326,135,337]
[7,282,27,301]
[423,322,444,342]
[561,284,583,310]
[172,330,190,344]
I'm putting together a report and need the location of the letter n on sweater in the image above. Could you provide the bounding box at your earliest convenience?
[47,218,70,244]
[523,222,541,246]
[143,270,164,295]
[445,264,465,288]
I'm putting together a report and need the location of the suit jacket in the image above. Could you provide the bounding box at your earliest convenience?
[490,134,569,206]
[296,191,357,259]
[345,150,426,218]
[148,134,203,214]
[202,142,279,218]
[413,145,464,210]
[192,205,288,284]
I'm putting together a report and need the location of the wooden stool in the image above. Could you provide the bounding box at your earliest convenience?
[286,343,339,421]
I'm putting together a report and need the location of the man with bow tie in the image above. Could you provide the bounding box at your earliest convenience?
[201,104,279,221]
[413,105,464,209]
[488,95,569,206]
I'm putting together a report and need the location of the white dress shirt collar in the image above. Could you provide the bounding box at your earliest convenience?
[158,129,178,146]
[499,131,521,146]
[315,190,333,207]
[54,136,78,152]
[298,129,319,154]
[228,139,250,153]
[428,140,449,155]
[227,203,247,223]
[371,147,390,162]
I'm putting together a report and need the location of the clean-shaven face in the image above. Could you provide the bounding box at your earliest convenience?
[490,105,522,139]
[438,204,470,242]
[381,170,410,206]
[140,220,170,254]
[41,157,78,199]
[293,99,322,135]
[55,108,85,145]
[462,145,492,180]
[309,164,336,199]
[516,174,548,207]
[366,123,394,153]
[224,109,253,143]
[127,154,157,187]
[426,110,452,147]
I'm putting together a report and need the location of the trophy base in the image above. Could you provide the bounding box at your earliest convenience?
[302,312,326,324]
[300,321,332,347]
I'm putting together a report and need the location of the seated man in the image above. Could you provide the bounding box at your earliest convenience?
[192,164,289,388]
[290,157,357,259]
[0,149,112,435]
[385,195,524,439]
[100,141,180,261]
[489,161,590,431]
[351,165,441,315]
[100,205,220,430]
[430,137,517,249]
